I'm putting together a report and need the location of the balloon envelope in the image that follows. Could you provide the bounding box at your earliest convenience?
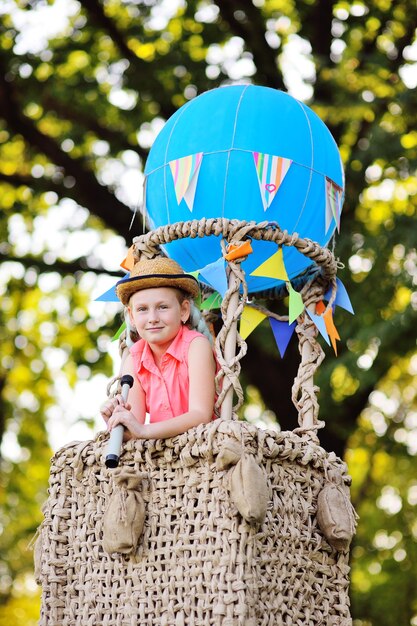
[144,85,344,293]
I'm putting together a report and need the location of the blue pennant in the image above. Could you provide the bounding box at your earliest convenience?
[198,258,228,297]
[269,318,296,358]
[325,278,354,314]
[95,283,120,302]
[306,310,330,346]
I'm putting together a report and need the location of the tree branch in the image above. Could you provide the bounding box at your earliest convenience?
[214,0,285,89]
[0,251,123,278]
[41,94,149,162]
[0,63,134,239]
[80,0,177,120]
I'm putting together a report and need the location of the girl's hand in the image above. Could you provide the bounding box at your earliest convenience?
[107,404,145,439]
[99,394,125,425]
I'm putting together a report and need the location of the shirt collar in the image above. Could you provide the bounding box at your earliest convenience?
[165,323,185,361]
[139,324,186,369]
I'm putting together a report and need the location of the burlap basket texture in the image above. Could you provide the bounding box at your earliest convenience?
[36,419,353,626]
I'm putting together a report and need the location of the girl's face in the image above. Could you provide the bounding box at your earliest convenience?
[128,287,190,352]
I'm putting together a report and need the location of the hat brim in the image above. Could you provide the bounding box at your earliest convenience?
[116,273,200,305]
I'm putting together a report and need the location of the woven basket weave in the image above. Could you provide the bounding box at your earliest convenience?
[37,419,353,625]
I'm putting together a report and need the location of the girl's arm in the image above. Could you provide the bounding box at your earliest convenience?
[108,337,216,440]
[120,352,147,425]
[102,352,147,439]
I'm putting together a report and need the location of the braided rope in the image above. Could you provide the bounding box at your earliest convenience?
[290,277,329,433]
[132,219,337,283]
[213,239,247,417]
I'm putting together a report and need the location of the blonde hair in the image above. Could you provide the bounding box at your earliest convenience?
[187,300,213,344]
[173,289,213,344]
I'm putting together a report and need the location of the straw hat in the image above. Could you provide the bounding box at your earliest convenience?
[116,257,200,305]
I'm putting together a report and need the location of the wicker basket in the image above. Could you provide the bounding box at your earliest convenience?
[36,219,355,624]
[36,420,353,625]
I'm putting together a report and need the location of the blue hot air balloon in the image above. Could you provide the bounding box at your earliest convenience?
[144,85,344,293]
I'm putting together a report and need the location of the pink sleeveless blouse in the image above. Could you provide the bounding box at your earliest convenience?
[130,325,215,423]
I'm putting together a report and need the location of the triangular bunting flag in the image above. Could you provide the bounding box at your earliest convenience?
[323,307,340,355]
[198,258,228,297]
[306,309,330,346]
[324,278,354,314]
[253,152,292,210]
[200,291,222,311]
[269,318,296,358]
[288,284,304,323]
[94,281,121,302]
[316,300,326,315]
[250,247,289,281]
[325,177,342,233]
[224,240,253,261]
[239,306,267,340]
[315,301,340,353]
[120,245,135,271]
[111,321,126,342]
[169,153,203,211]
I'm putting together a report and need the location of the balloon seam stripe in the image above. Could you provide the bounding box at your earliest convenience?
[221,85,249,216]
[291,100,315,233]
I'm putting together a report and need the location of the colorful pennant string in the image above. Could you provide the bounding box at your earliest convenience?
[239,306,267,340]
[253,152,292,211]
[95,245,351,358]
[269,318,296,358]
[250,247,288,281]
[169,153,203,211]
[325,177,343,234]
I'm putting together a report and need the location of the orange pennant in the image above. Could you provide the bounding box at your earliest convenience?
[120,245,136,271]
[224,240,253,261]
[316,301,340,354]
[316,301,326,315]
[324,308,340,355]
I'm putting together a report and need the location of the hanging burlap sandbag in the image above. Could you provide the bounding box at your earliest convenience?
[230,453,269,525]
[317,468,358,552]
[102,466,146,555]
[215,439,242,471]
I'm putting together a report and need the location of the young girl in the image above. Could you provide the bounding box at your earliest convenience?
[100,256,217,440]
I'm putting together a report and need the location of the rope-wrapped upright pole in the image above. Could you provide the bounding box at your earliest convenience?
[218,276,240,420]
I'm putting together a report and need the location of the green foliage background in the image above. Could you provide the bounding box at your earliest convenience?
[1,1,417,623]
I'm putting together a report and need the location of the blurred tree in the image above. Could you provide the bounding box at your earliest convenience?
[0,0,417,623]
